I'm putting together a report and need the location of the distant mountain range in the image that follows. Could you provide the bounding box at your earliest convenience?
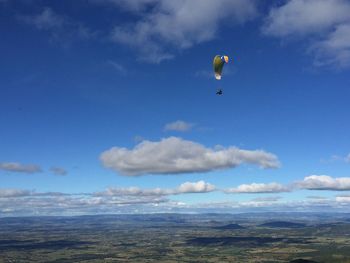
[214,223,245,230]
[259,221,306,228]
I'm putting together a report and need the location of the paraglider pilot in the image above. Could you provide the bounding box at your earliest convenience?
[216,89,223,95]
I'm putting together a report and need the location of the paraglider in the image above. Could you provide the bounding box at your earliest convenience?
[213,55,229,95]
[213,55,229,80]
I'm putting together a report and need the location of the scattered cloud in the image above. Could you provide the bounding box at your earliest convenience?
[311,23,350,68]
[263,0,350,37]
[19,7,65,30]
[250,196,282,202]
[0,189,32,198]
[262,0,350,68]
[50,167,68,176]
[110,0,257,63]
[0,162,42,174]
[335,196,350,203]
[178,180,215,193]
[95,180,215,197]
[2,184,350,216]
[164,120,194,132]
[100,137,280,176]
[225,182,290,193]
[321,153,350,164]
[307,195,329,200]
[18,7,95,45]
[94,186,173,197]
[297,175,350,191]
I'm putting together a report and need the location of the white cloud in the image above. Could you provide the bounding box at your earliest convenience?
[178,180,215,193]
[225,182,290,193]
[251,196,282,202]
[297,175,350,190]
[307,195,329,200]
[0,162,42,174]
[164,120,194,132]
[263,0,350,37]
[0,189,31,198]
[95,180,215,196]
[3,185,350,216]
[263,0,350,68]
[100,137,280,176]
[95,186,173,197]
[336,196,350,203]
[312,24,350,67]
[110,0,257,63]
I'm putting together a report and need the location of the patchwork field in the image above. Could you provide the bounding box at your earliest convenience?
[0,213,350,262]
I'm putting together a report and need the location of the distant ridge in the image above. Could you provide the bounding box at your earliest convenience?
[214,223,245,230]
[259,221,306,228]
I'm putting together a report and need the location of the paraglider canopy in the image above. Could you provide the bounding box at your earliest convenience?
[213,55,229,80]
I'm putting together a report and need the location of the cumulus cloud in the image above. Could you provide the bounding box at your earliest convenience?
[164,120,194,132]
[311,23,350,67]
[178,180,215,193]
[100,137,280,176]
[0,162,42,174]
[297,175,350,191]
[263,0,350,68]
[110,0,257,63]
[225,182,290,193]
[50,166,68,176]
[263,0,350,37]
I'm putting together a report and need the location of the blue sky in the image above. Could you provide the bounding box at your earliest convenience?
[1,0,350,216]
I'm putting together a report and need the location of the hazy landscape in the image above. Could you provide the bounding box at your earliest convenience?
[2,1,350,262]
[1,213,350,262]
